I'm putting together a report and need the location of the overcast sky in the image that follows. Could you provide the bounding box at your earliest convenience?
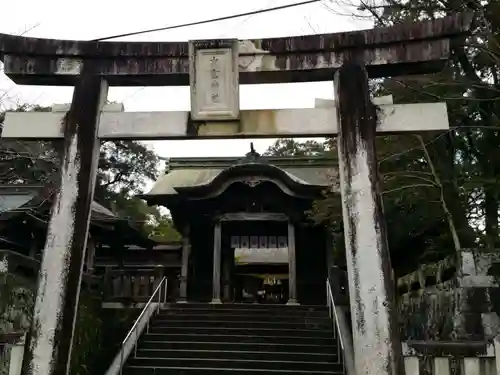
[0,0,372,158]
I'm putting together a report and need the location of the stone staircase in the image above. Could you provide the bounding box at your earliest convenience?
[122,303,343,374]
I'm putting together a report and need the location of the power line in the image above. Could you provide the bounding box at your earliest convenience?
[92,0,322,42]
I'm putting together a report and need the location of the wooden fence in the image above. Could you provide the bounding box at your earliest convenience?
[103,267,167,303]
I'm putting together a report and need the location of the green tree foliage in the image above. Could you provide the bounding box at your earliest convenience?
[0,104,58,185]
[263,139,328,156]
[268,0,500,274]
[363,0,500,250]
[149,215,182,242]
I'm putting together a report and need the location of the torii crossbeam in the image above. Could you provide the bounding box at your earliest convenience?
[0,13,473,375]
[0,13,470,86]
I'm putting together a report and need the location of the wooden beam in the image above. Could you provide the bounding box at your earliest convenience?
[178,224,190,303]
[315,95,393,108]
[287,222,298,305]
[219,212,289,221]
[0,13,473,86]
[211,221,222,304]
[2,102,449,140]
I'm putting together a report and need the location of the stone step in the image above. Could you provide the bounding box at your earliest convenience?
[142,333,333,346]
[119,303,340,374]
[165,304,327,312]
[147,326,333,338]
[159,308,328,318]
[139,340,337,354]
[123,365,341,374]
[135,348,338,363]
[155,313,330,323]
[127,357,341,373]
[150,319,332,330]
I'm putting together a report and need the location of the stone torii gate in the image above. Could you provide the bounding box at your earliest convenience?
[0,13,472,375]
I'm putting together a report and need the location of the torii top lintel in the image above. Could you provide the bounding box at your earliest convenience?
[0,13,472,86]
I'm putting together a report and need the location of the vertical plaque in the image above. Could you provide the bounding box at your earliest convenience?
[189,39,240,121]
[250,236,259,249]
[230,236,240,248]
[259,236,268,248]
[278,236,288,248]
[241,236,249,249]
[268,236,277,249]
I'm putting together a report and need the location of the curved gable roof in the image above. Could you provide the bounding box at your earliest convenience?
[143,156,338,200]
[0,185,156,247]
[0,185,116,221]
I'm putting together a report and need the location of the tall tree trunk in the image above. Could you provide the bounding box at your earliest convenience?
[427,134,477,247]
[417,135,462,251]
[455,50,500,248]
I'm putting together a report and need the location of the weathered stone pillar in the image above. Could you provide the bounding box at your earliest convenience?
[335,61,403,375]
[178,224,191,303]
[211,221,222,304]
[21,66,108,375]
[8,333,26,375]
[287,221,298,305]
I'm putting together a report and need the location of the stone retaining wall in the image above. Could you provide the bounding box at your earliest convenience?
[397,249,500,341]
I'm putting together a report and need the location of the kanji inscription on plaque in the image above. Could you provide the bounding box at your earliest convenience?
[189,39,239,121]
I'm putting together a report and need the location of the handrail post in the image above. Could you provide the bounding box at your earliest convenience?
[157,282,161,314]
[326,277,355,375]
[134,325,138,358]
[164,278,168,305]
[119,347,124,375]
[106,276,167,375]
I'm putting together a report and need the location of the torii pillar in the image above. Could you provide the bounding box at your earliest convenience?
[335,59,403,374]
[21,65,107,375]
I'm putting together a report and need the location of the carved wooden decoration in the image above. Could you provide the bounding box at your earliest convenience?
[242,177,263,188]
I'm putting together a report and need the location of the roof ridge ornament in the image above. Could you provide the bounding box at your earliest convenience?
[242,142,264,163]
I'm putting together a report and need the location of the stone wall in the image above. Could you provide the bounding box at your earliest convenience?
[0,345,9,375]
[0,270,34,375]
[397,256,457,340]
[397,249,500,341]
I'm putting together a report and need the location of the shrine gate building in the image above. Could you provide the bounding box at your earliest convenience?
[142,148,336,305]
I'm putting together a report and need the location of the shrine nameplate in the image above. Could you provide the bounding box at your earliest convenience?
[189,39,240,121]
[259,236,268,248]
[250,236,259,249]
[278,236,288,248]
[230,236,240,248]
[241,236,249,249]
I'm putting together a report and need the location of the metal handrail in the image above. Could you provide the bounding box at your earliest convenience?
[118,276,168,375]
[326,278,355,375]
[327,278,345,351]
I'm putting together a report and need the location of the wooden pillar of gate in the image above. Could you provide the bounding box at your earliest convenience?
[178,223,191,303]
[287,221,298,305]
[335,60,403,375]
[211,220,222,304]
[21,65,107,375]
